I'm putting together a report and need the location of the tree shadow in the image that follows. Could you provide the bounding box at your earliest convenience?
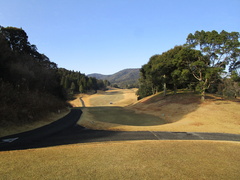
[0,109,126,151]
[122,93,202,123]
[83,106,166,126]
[81,92,240,132]
[205,94,240,103]
[0,124,124,151]
[104,91,124,95]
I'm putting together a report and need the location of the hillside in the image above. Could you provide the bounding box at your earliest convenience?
[88,68,140,88]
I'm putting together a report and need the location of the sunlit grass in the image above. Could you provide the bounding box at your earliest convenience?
[1,140,239,179]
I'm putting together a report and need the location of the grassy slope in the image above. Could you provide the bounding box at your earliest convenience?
[0,109,70,138]
[1,140,239,179]
[79,90,240,134]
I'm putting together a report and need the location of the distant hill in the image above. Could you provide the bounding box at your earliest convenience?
[88,68,140,88]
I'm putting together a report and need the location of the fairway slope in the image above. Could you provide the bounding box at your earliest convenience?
[76,89,240,134]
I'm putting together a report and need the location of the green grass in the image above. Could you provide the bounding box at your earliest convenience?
[86,107,166,126]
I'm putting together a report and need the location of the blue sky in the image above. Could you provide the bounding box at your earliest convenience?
[1,0,239,75]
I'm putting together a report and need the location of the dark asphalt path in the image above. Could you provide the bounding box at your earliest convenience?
[1,109,240,151]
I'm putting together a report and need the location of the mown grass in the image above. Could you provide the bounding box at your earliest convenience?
[1,140,239,179]
[86,107,166,126]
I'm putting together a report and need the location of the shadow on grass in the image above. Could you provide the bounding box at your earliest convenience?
[104,90,124,95]
[83,106,167,126]
[0,124,125,151]
[0,109,130,151]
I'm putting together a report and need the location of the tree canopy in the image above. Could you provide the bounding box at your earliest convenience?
[137,30,240,100]
[137,46,199,99]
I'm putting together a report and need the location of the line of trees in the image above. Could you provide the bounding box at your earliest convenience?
[137,30,240,100]
[58,68,109,94]
[0,26,109,125]
[0,26,63,97]
[0,26,66,124]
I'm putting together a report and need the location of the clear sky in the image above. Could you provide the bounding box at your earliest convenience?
[1,0,239,75]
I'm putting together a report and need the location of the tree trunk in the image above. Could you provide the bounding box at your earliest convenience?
[163,82,167,96]
[163,74,167,96]
[201,89,205,101]
[174,83,177,94]
[152,86,155,95]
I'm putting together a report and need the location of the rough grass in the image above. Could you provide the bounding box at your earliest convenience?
[1,140,239,180]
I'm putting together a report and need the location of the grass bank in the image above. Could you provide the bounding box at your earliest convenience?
[77,89,240,134]
[0,109,70,138]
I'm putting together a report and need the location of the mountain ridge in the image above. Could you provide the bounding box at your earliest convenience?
[88,68,140,88]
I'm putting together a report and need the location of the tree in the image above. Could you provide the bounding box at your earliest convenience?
[186,30,240,100]
[140,60,159,95]
[152,54,170,96]
[187,30,240,68]
[79,84,84,93]
[64,76,70,89]
[137,64,155,99]
[175,47,212,100]
[137,46,196,98]
[231,70,240,82]
[70,82,76,93]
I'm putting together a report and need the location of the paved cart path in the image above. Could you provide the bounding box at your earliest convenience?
[1,109,240,151]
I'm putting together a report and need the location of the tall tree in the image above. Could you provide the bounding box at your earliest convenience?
[186,30,240,100]
[137,46,197,98]
[70,82,76,93]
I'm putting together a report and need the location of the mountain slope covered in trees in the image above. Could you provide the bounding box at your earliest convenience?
[88,68,140,88]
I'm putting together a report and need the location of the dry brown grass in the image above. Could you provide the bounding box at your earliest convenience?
[78,89,240,134]
[0,140,239,179]
[68,88,138,107]
[2,89,240,179]
[0,109,70,138]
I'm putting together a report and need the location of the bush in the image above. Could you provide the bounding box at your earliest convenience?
[217,79,240,98]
